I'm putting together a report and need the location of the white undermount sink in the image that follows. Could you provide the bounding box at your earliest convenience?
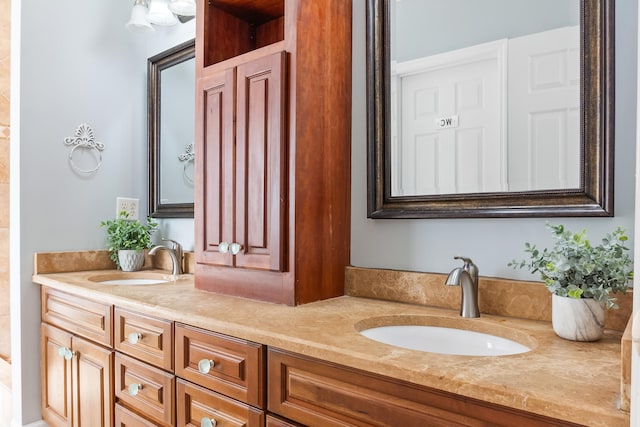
[88,272,173,286]
[357,316,533,357]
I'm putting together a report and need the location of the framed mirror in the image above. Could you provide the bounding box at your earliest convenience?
[366,0,614,218]
[148,39,195,218]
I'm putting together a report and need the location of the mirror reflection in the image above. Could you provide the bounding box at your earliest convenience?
[390,0,580,196]
[149,39,195,218]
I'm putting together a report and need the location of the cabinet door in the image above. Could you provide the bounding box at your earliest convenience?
[71,335,114,427]
[196,67,236,268]
[235,51,287,272]
[42,323,73,427]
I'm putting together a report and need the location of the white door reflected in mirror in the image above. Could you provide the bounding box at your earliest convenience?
[390,0,580,197]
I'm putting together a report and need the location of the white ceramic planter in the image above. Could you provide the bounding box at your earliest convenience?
[551,294,605,341]
[118,249,145,272]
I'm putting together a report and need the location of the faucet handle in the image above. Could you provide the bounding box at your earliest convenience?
[162,238,181,250]
[453,256,478,279]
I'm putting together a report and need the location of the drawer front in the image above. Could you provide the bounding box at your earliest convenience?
[268,348,579,427]
[115,403,158,427]
[176,379,265,427]
[266,414,305,427]
[41,287,113,346]
[175,323,265,408]
[115,352,175,426]
[115,307,174,371]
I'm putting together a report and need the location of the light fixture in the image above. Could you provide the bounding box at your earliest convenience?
[168,0,196,17]
[147,0,179,26]
[125,0,155,33]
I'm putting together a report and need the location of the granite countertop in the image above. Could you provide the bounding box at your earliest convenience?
[33,269,628,427]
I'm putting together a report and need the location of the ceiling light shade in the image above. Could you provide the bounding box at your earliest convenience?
[126,0,155,33]
[147,0,179,26]
[169,0,196,17]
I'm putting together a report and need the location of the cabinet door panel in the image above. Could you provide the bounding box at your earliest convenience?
[72,335,114,427]
[41,323,73,427]
[235,51,287,272]
[196,68,236,267]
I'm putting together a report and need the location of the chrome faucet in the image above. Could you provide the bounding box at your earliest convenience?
[149,238,183,275]
[445,256,480,318]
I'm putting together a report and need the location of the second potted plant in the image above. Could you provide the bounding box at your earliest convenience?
[100,212,158,271]
[509,223,633,341]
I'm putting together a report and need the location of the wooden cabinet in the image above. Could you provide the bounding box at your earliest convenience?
[194,0,352,306]
[267,348,583,427]
[115,403,159,427]
[41,288,114,427]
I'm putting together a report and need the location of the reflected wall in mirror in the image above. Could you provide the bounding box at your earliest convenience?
[367,0,614,218]
[149,38,195,218]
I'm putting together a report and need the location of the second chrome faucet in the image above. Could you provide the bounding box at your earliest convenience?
[445,256,480,318]
[149,238,183,275]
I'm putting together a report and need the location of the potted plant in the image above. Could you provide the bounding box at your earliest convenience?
[509,223,633,341]
[100,212,158,271]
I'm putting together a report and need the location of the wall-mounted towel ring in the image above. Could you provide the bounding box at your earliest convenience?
[179,143,194,185]
[64,123,105,174]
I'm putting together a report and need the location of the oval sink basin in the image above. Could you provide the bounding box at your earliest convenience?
[356,316,534,357]
[88,272,173,286]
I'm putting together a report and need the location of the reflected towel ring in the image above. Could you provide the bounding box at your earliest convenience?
[64,123,105,174]
[179,143,194,185]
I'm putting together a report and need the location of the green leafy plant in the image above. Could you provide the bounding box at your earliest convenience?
[100,211,158,269]
[508,224,633,309]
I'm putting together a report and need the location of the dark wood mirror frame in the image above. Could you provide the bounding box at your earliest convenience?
[366,0,614,219]
[148,38,195,218]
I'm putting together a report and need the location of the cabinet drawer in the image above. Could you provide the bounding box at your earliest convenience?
[176,379,265,427]
[268,348,580,427]
[175,323,265,408]
[115,307,174,371]
[266,414,305,427]
[115,352,175,427]
[115,403,158,427]
[41,287,113,346]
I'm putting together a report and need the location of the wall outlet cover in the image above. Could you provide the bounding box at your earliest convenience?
[116,197,139,220]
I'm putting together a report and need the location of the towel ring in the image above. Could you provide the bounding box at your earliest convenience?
[64,123,105,174]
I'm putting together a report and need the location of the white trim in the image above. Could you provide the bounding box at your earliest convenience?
[11,421,48,427]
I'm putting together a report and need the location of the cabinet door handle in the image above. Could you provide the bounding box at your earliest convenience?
[197,358,215,374]
[127,332,143,345]
[57,346,75,361]
[201,417,217,427]
[229,242,242,255]
[218,242,230,254]
[127,383,143,396]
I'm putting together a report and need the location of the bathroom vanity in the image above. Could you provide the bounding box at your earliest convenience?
[34,252,630,427]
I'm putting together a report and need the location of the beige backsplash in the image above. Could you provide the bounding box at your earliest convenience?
[345,266,632,333]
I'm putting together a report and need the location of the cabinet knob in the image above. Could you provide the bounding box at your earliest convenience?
[197,358,215,374]
[229,242,242,255]
[218,242,230,254]
[127,383,143,396]
[201,417,217,427]
[127,332,143,345]
[57,346,75,361]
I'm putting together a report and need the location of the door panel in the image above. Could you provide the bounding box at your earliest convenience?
[235,51,287,271]
[41,323,73,427]
[72,335,114,427]
[196,69,236,267]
